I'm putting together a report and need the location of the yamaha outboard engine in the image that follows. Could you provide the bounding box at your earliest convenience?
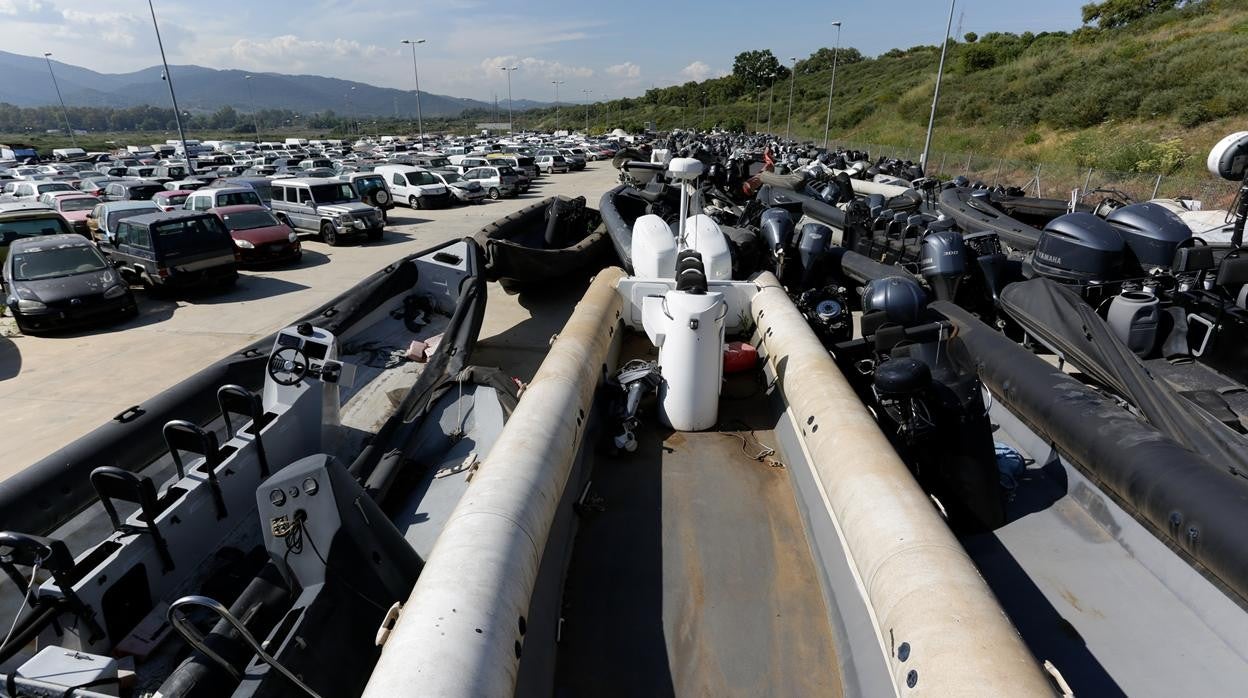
[872,358,934,441]
[1030,213,1125,284]
[863,276,928,327]
[795,222,833,289]
[759,208,796,282]
[1104,202,1193,271]
[919,229,967,302]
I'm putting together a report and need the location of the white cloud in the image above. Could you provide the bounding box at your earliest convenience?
[480,55,593,80]
[0,0,57,20]
[680,61,713,82]
[208,35,398,72]
[606,62,640,79]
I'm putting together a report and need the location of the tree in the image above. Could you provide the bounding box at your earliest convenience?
[963,31,978,42]
[732,49,787,89]
[795,47,865,75]
[1081,0,1186,28]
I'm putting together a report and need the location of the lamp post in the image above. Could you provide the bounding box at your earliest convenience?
[244,75,260,138]
[784,56,797,141]
[766,73,775,134]
[551,80,564,132]
[582,89,592,133]
[499,66,517,133]
[401,39,426,144]
[921,0,957,173]
[42,53,76,148]
[146,0,189,168]
[701,92,707,130]
[822,21,842,150]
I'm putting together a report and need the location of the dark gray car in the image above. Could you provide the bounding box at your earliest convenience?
[3,233,137,332]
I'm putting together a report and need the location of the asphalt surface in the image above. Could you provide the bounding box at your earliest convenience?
[0,162,621,479]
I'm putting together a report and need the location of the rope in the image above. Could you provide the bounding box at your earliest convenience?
[1,557,41,655]
[718,420,784,468]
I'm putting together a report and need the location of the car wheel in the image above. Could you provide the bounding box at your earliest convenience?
[547,167,554,174]
[320,221,340,246]
[409,195,422,210]
[488,188,501,200]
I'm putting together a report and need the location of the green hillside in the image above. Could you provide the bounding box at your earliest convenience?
[529,0,1248,179]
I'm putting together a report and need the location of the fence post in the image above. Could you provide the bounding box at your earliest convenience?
[993,160,1003,187]
[1152,174,1163,200]
[1035,165,1042,197]
[938,152,947,176]
[965,153,973,173]
[1083,168,1093,193]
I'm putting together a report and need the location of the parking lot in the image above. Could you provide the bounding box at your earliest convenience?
[0,162,619,478]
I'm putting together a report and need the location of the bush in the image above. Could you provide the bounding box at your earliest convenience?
[1024,131,1042,145]
[960,44,999,72]
[1177,102,1211,127]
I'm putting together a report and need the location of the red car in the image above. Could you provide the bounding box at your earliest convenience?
[209,204,302,265]
[153,189,193,212]
[52,194,102,236]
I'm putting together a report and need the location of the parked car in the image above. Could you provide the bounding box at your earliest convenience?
[49,194,101,236]
[412,155,455,170]
[153,190,193,212]
[165,179,208,192]
[210,204,301,265]
[183,186,264,211]
[536,154,571,174]
[101,180,165,202]
[99,211,238,292]
[375,165,451,210]
[461,165,521,199]
[78,176,127,197]
[453,156,492,175]
[0,208,75,263]
[269,178,383,245]
[338,172,395,222]
[207,177,274,206]
[560,149,587,170]
[429,170,486,204]
[86,200,161,242]
[487,154,539,180]
[2,234,137,333]
[9,180,77,201]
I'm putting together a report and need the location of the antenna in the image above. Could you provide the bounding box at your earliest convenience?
[956,11,965,39]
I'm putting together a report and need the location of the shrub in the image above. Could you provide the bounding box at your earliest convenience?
[1177,102,1211,127]
[1024,131,1042,145]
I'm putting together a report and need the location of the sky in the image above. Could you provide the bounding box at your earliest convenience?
[0,0,1091,103]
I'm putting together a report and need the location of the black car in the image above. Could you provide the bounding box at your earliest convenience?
[100,211,238,292]
[102,180,165,202]
[3,234,137,333]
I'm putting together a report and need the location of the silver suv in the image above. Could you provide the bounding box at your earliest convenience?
[269,178,384,245]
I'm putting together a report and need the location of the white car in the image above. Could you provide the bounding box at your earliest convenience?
[374,165,452,209]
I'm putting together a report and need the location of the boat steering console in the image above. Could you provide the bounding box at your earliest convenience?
[266,322,346,388]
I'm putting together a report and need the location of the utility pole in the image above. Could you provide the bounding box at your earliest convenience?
[922,0,957,172]
[785,56,797,141]
[500,66,517,134]
[146,0,189,168]
[402,39,426,144]
[582,89,592,133]
[244,75,260,138]
[822,21,842,150]
[701,92,707,130]
[551,80,564,132]
[766,75,775,134]
[42,53,76,148]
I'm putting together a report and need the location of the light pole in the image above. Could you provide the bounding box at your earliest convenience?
[766,74,775,134]
[551,80,564,132]
[42,53,76,148]
[582,89,592,133]
[822,21,843,150]
[785,56,797,141]
[922,0,957,173]
[346,86,356,137]
[146,0,189,168]
[244,75,260,138]
[401,39,426,144]
[499,66,517,134]
[701,92,707,130]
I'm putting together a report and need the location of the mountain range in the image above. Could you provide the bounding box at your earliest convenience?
[0,50,549,117]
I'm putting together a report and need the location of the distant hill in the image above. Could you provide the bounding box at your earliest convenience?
[0,50,550,117]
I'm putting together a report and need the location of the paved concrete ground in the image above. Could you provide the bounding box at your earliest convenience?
[0,162,621,479]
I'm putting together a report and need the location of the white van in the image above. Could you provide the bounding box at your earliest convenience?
[52,147,86,161]
[373,165,452,209]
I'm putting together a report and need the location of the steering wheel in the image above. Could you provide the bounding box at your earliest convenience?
[268,347,309,386]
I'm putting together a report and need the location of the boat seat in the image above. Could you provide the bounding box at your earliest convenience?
[217,384,271,478]
[89,467,175,572]
[1215,254,1248,297]
[0,531,105,643]
[163,420,228,519]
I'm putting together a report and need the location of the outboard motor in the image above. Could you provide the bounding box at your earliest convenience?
[863,276,928,327]
[872,358,935,441]
[1104,202,1193,271]
[919,230,967,302]
[795,222,833,289]
[759,208,796,281]
[1030,213,1125,283]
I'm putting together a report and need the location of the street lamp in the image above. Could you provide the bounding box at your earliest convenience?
[822,21,842,150]
[581,89,592,133]
[701,92,707,131]
[499,66,518,134]
[42,53,76,148]
[766,71,776,134]
[551,80,565,132]
[244,75,260,138]
[401,39,426,144]
[345,86,357,136]
[922,0,957,173]
[146,0,189,168]
[784,56,797,141]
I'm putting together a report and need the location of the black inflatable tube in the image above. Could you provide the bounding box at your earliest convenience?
[599,184,635,272]
[0,238,478,536]
[937,187,1042,251]
[935,300,1248,604]
[830,248,912,286]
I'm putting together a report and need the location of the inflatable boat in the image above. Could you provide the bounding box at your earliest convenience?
[471,195,617,294]
[0,238,520,696]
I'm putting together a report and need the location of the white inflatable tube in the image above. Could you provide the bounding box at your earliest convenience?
[751,272,1053,696]
[362,267,625,698]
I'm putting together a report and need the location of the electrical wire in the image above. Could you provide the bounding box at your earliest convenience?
[1,557,41,655]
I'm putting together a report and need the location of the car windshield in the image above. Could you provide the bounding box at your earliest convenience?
[439,172,463,184]
[405,172,438,186]
[217,191,262,207]
[59,198,99,212]
[1,217,72,244]
[130,185,165,199]
[105,207,156,232]
[498,166,518,176]
[221,210,279,231]
[160,194,189,206]
[310,182,356,203]
[353,176,384,194]
[38,183,74,193]
[427,157,452,168]
[12,246,107,280]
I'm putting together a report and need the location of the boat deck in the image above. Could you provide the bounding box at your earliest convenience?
[554,365,842,697]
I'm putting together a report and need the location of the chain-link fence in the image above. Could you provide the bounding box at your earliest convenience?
[828,139,1240,211]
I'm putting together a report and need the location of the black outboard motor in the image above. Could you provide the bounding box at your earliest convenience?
[872,358,935,440]
[796,222,833,289]
[760,208,797,283]
[862,276,928,331]
[1030,212,1125,283]
[919,229,967,302]
[1104,202,1193,271]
